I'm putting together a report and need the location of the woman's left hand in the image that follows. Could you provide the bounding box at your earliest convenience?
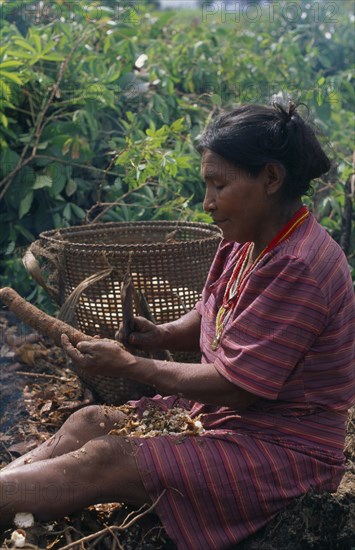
[61,334,136,377]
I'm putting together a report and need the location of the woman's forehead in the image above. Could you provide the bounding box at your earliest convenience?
[201,151,239,180]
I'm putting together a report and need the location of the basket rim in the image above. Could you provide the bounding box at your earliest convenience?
[38,220,222,249]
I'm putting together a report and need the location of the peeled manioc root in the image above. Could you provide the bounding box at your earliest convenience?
[0,287,95,347]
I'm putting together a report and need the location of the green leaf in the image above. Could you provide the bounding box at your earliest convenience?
[63,203,72,221]
[47,163,67,195]
[70,203,85,220]
[12,38,36,52]
[5,241,15,255]
[32,175,53,189]
[0,113,8,128]
[0,81,12,100]
[0,70,23,84]
[41,53,65,61]
[32,34,42,53]
[36,141,49,150]
[171,118,185,132]
[8,51,38,60]
[19,192,34,219]
[0,61,24,69]
[65,178,77,196]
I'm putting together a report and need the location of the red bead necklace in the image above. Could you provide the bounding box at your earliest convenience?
[211,205,310,350]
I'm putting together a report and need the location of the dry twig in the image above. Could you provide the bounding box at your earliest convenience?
[58,490,166,550]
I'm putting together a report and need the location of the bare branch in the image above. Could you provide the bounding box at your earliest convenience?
[86,181,152,224]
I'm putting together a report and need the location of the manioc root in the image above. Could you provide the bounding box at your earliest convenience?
[0,287,94,347]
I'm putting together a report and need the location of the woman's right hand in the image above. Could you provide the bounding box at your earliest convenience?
[115,316,163,351]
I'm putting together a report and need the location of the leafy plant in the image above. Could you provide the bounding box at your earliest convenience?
[0,0,353,302]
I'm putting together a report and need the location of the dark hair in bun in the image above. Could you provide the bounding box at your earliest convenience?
[196,101,331,198]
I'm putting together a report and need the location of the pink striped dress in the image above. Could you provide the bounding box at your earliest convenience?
[130,214,354,549]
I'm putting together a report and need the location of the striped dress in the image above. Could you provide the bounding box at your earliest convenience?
[130,214,354,549]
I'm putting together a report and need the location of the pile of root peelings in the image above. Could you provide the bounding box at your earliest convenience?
[109,405,204,438]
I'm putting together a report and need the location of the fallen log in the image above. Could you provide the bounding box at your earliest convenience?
[0,287,94,347]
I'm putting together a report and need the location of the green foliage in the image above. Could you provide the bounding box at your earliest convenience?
[0,0,354,300]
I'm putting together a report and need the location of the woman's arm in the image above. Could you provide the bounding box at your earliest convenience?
[129,355,258,409]
[61,335,258,410]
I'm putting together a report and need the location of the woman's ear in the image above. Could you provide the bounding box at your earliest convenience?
[263,163,286,196]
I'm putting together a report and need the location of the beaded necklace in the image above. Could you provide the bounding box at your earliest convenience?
[211,205,310,351]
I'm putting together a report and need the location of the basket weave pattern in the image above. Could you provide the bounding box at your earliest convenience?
[31,221,221,404]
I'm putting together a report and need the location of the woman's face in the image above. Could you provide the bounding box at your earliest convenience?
[201,149,269,245]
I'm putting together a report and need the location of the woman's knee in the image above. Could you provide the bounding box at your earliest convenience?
[61,405,102,433]
[61,405,127,439]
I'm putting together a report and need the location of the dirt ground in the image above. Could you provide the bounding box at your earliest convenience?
[0,311,354,549]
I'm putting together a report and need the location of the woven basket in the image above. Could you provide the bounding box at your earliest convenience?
[25,221,221,404]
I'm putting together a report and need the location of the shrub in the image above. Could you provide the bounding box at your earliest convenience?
[0,0,353,300]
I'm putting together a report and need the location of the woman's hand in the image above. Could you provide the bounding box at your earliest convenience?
[115,316,163,350]
[61,334,136,377]
[116,309,201,353]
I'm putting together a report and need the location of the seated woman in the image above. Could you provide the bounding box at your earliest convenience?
[1,102,354,549]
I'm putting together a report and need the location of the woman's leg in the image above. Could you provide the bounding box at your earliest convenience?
[0,433,149,525]
[2,405,128,471]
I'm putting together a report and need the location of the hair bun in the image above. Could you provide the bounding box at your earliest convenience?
[273,100,304,124]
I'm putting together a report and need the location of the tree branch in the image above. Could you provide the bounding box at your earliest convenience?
[85,181,152,224]
[0,27,100,200]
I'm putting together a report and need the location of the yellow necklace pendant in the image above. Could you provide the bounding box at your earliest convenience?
[211,336,220,351]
